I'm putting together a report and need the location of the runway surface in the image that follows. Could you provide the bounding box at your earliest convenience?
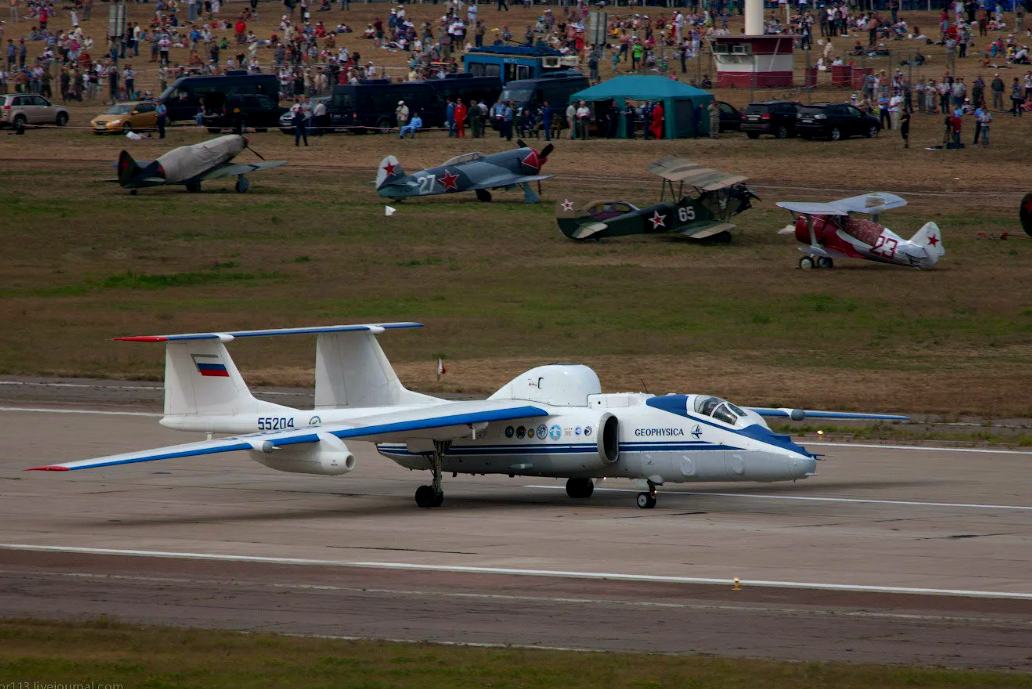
[2,404,1032,669]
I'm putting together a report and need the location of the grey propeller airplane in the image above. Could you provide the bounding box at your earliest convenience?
[375,140,554,203]
[111,134,286,194]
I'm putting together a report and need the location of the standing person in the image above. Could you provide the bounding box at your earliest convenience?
[468,99,481,138]
[650,101,665,139]
[888,90,903,129]
[978,107,992,146]
[575,100,590,140]
[395,99,408,129]
[291,99,308,146]
[497,0,508,12]
[708,99,720,138]
[900,108,910,148]
[454,98,466,138]
[991,73,1004,110]
[445,98,455,137]
[502,100,513,141]
[541,100,552,141]
[156,100,167,139]
[566,100,576,139]
[1011,78,1024,116]
[9,0,18,23]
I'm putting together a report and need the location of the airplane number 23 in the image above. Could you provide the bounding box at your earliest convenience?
[678,206,696,223]
[871,234,898,258]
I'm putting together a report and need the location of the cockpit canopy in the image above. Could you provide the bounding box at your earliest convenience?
[693,395,748,426]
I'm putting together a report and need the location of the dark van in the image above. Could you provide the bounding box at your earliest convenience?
[330,74,502,131]
[158,72,280,122]
[500,71,589,114]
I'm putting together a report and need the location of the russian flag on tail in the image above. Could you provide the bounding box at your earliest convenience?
[192,353,230,377]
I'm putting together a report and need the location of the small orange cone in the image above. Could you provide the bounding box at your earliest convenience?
[733,577,741,590]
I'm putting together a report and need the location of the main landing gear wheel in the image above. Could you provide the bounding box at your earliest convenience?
[636,492,657,509]
[186,182,202,193]
[565,478,594,499]
[235,175,250,193]
[799,256,815,270]
[475,188,492,202]
[414,440,450,508]
[816,256,834,269]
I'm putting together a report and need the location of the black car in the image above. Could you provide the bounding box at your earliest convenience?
[204,93,286,132]
[716,100,742,132]
[741,100,800,139]
[796,103,881,141]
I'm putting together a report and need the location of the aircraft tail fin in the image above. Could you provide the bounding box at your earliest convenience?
[909,222,944,264]
[117,150,141,187]
[376,155,405,190]
[160,340,261,417]
[315,330,437,409]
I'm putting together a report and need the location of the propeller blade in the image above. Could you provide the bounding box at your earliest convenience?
[540,144,554,159]
[516,138,527,149]
[246,144,266,161]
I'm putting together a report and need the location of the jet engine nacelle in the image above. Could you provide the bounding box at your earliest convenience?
[248,433,356,476]
[531,411,620,475]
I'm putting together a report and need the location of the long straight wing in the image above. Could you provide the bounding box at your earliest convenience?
[472,173,554,189]
[776,201,848,216]
[192,160,287,182]
[28,401,549,471]
[748,407,909,421]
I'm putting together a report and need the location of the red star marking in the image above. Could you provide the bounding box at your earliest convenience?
[927,234,939,247]
[383,161,396,176]
[650,211,667,229]
[561,199,575,212]
[1023,198,1032,215]
[440,170,460,191]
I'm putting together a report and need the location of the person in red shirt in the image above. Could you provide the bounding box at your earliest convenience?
[454,98,467,138]
[650,101,664,139]
[235,19,246,45]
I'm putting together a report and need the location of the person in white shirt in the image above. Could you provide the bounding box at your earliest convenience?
[566,101,576,139]
[888,91,903,129]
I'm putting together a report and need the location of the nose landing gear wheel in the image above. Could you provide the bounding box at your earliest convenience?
[816,256,834,269]
[636,492,657,509]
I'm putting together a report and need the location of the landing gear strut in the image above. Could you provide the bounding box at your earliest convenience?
[636,480,658,509]
[415,440,449,508]
[565,477,594,499]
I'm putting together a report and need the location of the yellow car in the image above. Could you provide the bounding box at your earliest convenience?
[91,101,158,134]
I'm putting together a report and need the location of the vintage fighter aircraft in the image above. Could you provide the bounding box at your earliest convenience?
[556,157,758,242]
[27,323,907,510]
[777,193,944,269]
[111,134,286,194]
[375,140,554,203]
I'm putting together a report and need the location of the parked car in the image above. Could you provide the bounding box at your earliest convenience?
[0,94,69,128]
[796,103,881,141]
[741,100,799,139]
[90,101,157,134]
[203,93,286,132]
[716,100,742,132]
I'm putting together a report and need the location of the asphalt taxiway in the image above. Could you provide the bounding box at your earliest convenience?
[2,402,1031,669]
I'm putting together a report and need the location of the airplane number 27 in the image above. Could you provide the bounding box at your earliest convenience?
[417,175,437,194]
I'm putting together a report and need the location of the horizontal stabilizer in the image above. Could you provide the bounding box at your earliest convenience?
[114,322,422,343]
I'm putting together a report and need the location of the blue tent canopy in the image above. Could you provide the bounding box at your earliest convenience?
[568,76,715,139]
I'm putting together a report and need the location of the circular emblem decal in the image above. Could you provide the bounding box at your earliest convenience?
[516,425,526,439]
[505,426,515,438]
[308,416,322,427]
[549,424,562,441]
[584,425,592,437]
[536,424,548,440]
[574,426,582,436]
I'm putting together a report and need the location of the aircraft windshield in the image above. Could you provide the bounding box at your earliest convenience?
[106,105,134,115]
[694,396,747,426]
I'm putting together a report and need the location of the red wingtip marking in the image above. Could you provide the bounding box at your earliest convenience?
[112,336,169,342]
[26,466,70,471]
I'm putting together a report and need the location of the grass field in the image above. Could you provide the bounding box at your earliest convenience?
[2,6,1032,416]
[2,618,1031,689]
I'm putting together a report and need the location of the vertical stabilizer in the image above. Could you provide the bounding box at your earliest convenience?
[164,340,260,417]
[314,332,436,409]
[909,222,945,265]
[376,155,405,190]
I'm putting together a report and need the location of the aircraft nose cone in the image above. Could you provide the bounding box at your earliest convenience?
[794,455,817,476]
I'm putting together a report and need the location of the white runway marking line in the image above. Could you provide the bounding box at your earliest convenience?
[2,543,1031,600]
[524,485,1032,512]
[3,569,1021,626]
[0,407,161,417]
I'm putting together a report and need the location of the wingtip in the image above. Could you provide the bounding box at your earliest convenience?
[26,466,70,471]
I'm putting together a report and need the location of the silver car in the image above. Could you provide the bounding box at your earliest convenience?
[0,94,70,128]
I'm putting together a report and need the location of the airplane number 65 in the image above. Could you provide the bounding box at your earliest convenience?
[871,234,898,258]
[417,175,437,194]
[678,206,696,222]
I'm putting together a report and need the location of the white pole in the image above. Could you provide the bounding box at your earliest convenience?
[745,0,763,35]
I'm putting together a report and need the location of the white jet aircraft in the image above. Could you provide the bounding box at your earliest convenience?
[29,324,907,509]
